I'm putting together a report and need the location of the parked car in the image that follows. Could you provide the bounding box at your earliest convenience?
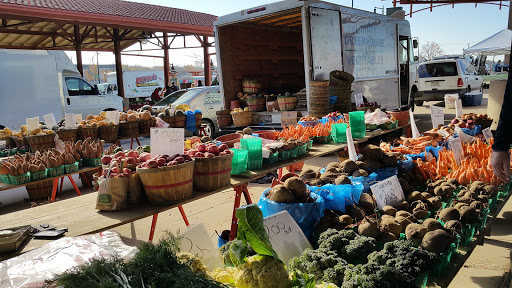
[154,86,223,137]
[152,89,192,111]
[413,58,483,106]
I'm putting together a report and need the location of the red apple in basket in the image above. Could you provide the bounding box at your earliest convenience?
[205,152,215,158]
[187,149,198,156]
[195,152,205,158]
[109,173,117,178]
[219,144,229,152]
[101,155,112,165]
[169,154,180,161]
[127,150,139,158]
[220,150,232,156]
[206,145,220,155]
[167,161,179,166]
[174,156,185,164]
[156,158,166,167]
[123,168,132,175]
[182,154,192,161]
[126,157,137,165]
[113,151,125,159]
[196,143,206,153]
[139,152,151,162]
[146,160,158,168]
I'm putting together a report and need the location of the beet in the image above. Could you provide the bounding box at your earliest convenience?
[444,220,462,235]
[382,206,397,217]
[379,215,402,238]
[423,218,444,232]
[421,229,453,253]
[459,206,479,224]
[439,207,460,223]
[339,215,354,226]
[405,223,427,246]
[358,218,379,238]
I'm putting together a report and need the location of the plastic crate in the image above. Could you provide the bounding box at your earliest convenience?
[331,123,347,143]
[461,223,477,246]
[462,92,483,106]
[9,173,30,185]
[240,138,262,162]
[290,147,298,158]
[279,150,290,161]
[30,170,47,182]
[415,272,429,288]
[64,162,79,174]
[231,149,248,175]
[489,195,498,211]
[298,144,307,155]
[47,166,65,178]
[476,207,490,233]
[264,152,279,165]
[313,136,331,144]
[248,159,263,170]
[432,242,457,277]
[306,140,313,149]
[0,174,10,184]
[83,158,102,167]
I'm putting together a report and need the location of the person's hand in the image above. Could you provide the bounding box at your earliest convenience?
[491,150,511,183]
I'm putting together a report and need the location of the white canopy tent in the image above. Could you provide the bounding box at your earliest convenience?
[464,29,512,56]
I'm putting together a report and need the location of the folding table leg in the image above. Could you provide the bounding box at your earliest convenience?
[130,138,134,149]
[229,183,248,241]
[148,214,158,243]
[50,178,59,202]
[278,167,283,179]
[59,177,64,194]
[68,175,82,196]
[178,205,190,226]
[135,137,141,146]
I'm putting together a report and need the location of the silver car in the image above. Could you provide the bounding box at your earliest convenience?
[153,86,223,137]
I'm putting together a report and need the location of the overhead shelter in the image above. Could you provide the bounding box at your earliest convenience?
[0,0,217,97]
[464,28,512,55]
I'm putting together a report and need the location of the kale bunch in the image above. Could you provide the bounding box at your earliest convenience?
[341,262,413,288]
[288,248,347,280]
[318,228,377,262]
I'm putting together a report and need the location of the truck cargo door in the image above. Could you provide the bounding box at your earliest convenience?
[309,8,343,81]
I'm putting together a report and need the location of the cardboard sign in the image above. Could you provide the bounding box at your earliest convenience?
[281,111,297,127]
[180,224,224,271]
[263,211,312,266]
[449,137,463,166]
[354,93,364,107]
[169,104,176,116]
[409,109,420,139]
[455,99,463,118]
[346,127,357,161]
[43,114,57,128]
[75,114,82,124]
[430,105,444,129]
[454,126,473,143]
[106,111,119,125]
[26,117,40,133]
[65,113,77,129]
[482,127,493,142]
[438,129,450,138]
[370,175,406,209]
[150,127,184,157]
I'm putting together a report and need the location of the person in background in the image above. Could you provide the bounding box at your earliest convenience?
[494,60,502,73]
[151,87,162,102]
[170,82,179,92]
[197,80,203,87]
[491,58,512,183]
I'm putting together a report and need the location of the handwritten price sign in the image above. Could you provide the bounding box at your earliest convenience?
[180,224,223,271]
[430,105,444,129]
[370,175,405,209]
[150,128,184,157]
[449,136,463,166]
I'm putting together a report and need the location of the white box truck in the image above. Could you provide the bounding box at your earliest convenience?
[214,0,418,115]
[0,49,123,129]
[106,70,166,99]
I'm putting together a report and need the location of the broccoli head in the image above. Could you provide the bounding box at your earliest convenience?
[235,255,291,288]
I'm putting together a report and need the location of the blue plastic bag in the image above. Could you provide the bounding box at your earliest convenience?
[406,153,425,161]
[425,146,445,159]
[371,167,398,181]
[461,125,481,136]
[349,172,378,193]
[397,155,414,172]
[186,111,197,132]
[329,96,337,105]
[258,189,324,238]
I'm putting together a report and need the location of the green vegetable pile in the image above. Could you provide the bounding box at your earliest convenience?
[289,229,437,288]
[43,232,226,288]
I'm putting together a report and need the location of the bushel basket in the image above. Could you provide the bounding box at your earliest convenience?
[193,153,233,191]
[277,96,297,111]
[78,126,98,140]
[98,125,119,142]
[195,113,202,128]
[232,111,252,127]
[139,119,156,134]
[174,115,186,128]
[26,134,55,152]
[25,180,53,200]
[11,136,28,148]
[242,79,262,94]
[56,129,78,143]
[246,98,266,112]
[136,160,194,205]
[119,121,140,138]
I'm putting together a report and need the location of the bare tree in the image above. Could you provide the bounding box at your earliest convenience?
[420,41,444,60]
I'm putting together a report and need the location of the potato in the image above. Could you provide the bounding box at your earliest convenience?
[382,205,398,217]
[425,196,442,210]
[421,229,453,253]
[423,218,444,232]
[405,223,427,246]
[380,215,402,238]
[412,202,429,220]
[299,168,318,181]
[268,185,296,203]
[459,206,479,224]
[356,160,368,170]
[284,177,308,202]
[454,202,469,211]
[439,207,460,223]
[378,232,397,243]
[407,191,423,203]
[339,215,354,226]
[470,200,484,211]
[352,169,368,177]
[381,152,398,167]
[335,175,352,185]
[421,192,432,199]
[363,159,382,170]
[340,159,359,174]
[358,193,376,215]
[447,178,460,186]
[362,144,384,160]
[358,218,379,238]
[398,201,410,211]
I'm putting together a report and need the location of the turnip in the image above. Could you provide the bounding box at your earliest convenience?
[358,218,379,238]
[268,185,296,203]
[438,207,460,223]
[382,205,397,216]
[284,177,308,202]
[421,229,453,253]
[405,223,427,246]
[459,206,479,224]
[379,215,402,238]
[423,218,444,232]
[338,215,354,227]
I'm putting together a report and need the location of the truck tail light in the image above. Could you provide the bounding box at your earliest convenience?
[457,78,463,87]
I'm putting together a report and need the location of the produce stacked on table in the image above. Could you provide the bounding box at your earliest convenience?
[11,125,55,137]
[79,113,114,127]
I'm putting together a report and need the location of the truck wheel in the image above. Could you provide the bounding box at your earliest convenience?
[414,100,424,106]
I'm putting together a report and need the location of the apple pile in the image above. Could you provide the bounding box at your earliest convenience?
[139,154,193,168]
[101,150,151,166]
[357,101,378,108]
[100,161,133,178]
[324,112,342,118]
[185,143,232,158]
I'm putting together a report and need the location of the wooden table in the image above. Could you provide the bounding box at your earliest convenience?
[0,126,406,260]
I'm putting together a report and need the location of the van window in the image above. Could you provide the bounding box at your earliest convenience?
[65,77,94,96]
[418,62,458,78]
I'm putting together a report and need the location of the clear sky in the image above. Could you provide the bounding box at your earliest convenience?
[69,0,510,66]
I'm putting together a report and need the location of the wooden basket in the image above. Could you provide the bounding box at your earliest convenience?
[232,111,253,127]
[216,110,231,116]
[160,116,175,128]
[215,133,242,148]
[119,121,140,138]
[98,125,119,143]
[0,137,15,149]
[11,136,28,148]
[26,134,55,152]
[139,119,156,134]
[56,129,77,143]
[25,179,53,200]
[277,96,297,111]
[193,153,233,191]
[136,160,194,205]
[174,115,186,128]
[195,113,202,128]
[78,126,98,140]
[242,79,262,94]
[246,98,266,112]
[217,115,232,127]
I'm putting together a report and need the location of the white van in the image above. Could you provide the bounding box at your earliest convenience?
[413,58,483,106]
[0,49,123,129]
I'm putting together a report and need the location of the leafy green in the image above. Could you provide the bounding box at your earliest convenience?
[229,239,248,266]
[291,270,316,288]
[235,204,279,259]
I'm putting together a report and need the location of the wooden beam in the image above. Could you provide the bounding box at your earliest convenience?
[56,23,75,44]
[121,53,164,58]
[103,27,114,39]
[1,19,6,27]
[114,28,125,101]
[1,20,32,29]
[80,26,94,42]
[32,34,52,48]
[153,32,164,47]
[0,27,111,40]
[119,29,133,40]
[74,25,83,76]
[194,35,204,46]
[203,36,211,86]
[163,33,170,88]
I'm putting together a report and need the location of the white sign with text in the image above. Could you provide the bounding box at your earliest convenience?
[354,93,364,107]
[454,126,473,143]
[106,110,119,125]
[449,136,464,166]
[43,114,57,129]
[179,224,223,271]
[65,113,77,129]
[430,105,444,129]
[482,127,493,142]
[26,117,39,133]
[370,175,406,209]
[346,127,357,161]
[150,128,184,157]
[455,99,463,118]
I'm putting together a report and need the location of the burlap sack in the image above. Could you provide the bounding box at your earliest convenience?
[96,174,128,211]
[127,173,144,205]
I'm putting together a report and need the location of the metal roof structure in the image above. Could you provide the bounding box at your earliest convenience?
[0,0,217,96]
[390,0,509,17]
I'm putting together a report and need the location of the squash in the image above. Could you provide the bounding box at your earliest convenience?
[140,111,152,120]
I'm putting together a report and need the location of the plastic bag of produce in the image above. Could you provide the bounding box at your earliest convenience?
[257,188,324,237]
[308,182,364,211]
[371,167,398,181]
[349,172,378,193]
[397,155,414,172]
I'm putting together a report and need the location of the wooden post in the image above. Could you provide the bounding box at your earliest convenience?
[114,28,125,104]
[203,36,211,86]
[163,33,170,88]
[74,25,83,76]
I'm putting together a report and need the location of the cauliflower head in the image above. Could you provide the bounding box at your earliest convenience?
[208,267,237,284]
[316,283,339,288]
[176,252,207,274]
[235,255,291,288]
